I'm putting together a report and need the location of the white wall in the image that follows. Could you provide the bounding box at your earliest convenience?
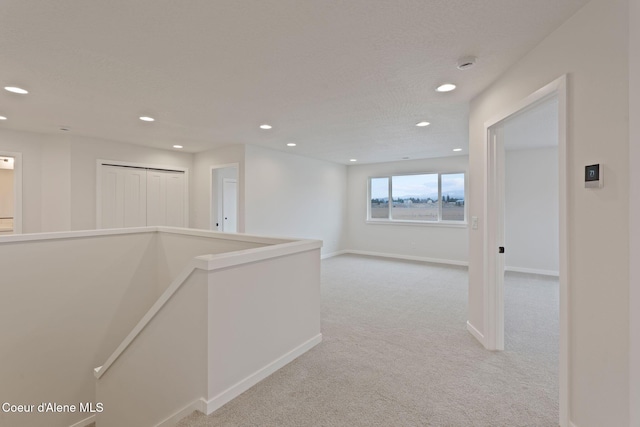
[0,231,161,427]
[96,269,209,427]
[69,135,193,231]
[630,0,640,425]
[0,128,194,233]
[468,0,629,425]
[244,145,347,256]
[505,147,559,275]
[346,155,468,264]
[192,145,245,231]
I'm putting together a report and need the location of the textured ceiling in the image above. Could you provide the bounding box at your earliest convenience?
[0,0,588,164]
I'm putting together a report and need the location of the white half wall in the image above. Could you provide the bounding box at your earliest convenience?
[0,231,161,427]
[468,0,629,425]
[505,147,559,275]
[244,145,347,256]
[346,155,468,264]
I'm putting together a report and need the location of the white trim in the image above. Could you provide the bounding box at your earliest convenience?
[96,159,190,229]
[95,262,200,379]
[195,240,321,271]
[482,75,569,427]
[505,266,559,277]
[68,414,96,427]
[158,334,323,426]
[321,250,348,259]
[155,399,206,427]
[209,163,241,232]
[365,219,467,228]
[466,321,485,346]
[367,171,467,224]
[570,423,578,427]
[0,225,154,244]
[0,150,22,234]
[344,249,468,267]
[203,334,322,415]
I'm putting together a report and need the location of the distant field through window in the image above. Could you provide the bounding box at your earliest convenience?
[368,172,465,223]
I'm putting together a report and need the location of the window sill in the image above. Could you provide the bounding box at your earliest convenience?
[365,219,468,228]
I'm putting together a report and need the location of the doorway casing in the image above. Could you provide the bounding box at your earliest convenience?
[0,151,22,234]
[482,75,568,426]
[210,163,240,232]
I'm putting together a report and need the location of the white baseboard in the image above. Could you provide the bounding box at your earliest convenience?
[68,414,96,427]
[204,333,322,414]
[158,334,322,426]
[466,321,486,347]
[155,399,205,427]
[343,249,468,267]
[505,266,559,277]
[321,250,347,260]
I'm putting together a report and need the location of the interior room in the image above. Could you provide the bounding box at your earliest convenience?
[0,156,14,235]
[0,0,638,426]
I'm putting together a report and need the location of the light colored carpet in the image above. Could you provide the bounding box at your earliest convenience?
[177,254,558,427]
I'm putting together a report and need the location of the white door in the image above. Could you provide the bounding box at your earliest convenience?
[100,165,147,229]
[487,126,506,350]
[147,170,186,227]
[222,178,237,232]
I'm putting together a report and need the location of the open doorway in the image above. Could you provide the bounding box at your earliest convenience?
[484,76,568,426]
[210,164,239,233]
[0,152,22,235]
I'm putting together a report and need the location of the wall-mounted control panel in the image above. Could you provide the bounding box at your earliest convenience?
[585,164,603,188]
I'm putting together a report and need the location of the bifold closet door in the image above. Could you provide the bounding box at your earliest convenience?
[100,165,147,229]
[146,170,186,227]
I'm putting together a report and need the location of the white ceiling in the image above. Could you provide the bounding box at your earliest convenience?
[0,0,588,164]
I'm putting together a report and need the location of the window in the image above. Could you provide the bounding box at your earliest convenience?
[368,172,465,223]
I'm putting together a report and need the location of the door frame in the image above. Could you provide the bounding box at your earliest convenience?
[221,178,238,232]
[0,151,23,234]
[209,163,240,232]
[483,75,568,426]
[96,159,189,228]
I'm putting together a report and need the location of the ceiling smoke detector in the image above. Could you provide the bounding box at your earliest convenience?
[456,56,477,70]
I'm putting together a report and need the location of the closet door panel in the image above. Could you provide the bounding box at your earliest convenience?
[100,166,147,229]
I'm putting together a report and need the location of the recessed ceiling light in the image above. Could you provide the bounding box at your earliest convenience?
[287,143,296,147]
[416,121,430,127]
[260,124,272,130]
[436,83,456,92]
[349,159,357,162]
[453,148,463,152]
[173,145,183,149]
[139,116,155,122]
[4,86,28,94]
[0,116,7,120]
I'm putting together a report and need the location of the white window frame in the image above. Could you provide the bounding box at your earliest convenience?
[366,171,467,227]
